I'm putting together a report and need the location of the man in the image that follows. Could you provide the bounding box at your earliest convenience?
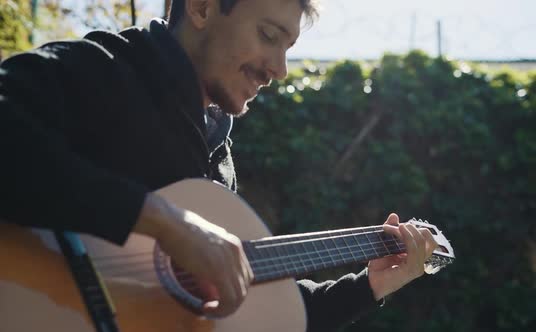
[0,0,437,331]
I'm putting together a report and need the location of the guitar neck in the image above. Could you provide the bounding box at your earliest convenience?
[243,226,406,283]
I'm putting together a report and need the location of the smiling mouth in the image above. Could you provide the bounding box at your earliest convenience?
[243,68,268,99]
[246,82,260,99]
[244,79,260,99]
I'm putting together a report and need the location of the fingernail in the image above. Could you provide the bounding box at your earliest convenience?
[204,300,219,310]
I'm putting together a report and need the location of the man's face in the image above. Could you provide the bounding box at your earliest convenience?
[196,0,302,116]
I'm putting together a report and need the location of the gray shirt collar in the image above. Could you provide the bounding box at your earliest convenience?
[204,105,233,153]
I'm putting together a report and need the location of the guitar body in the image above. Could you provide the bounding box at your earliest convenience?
[0,179,307,332]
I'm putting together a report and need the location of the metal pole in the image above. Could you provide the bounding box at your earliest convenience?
[410,12,416,51]
[437,20,442,57]
[130,0,137,26]
[30,0,38,44]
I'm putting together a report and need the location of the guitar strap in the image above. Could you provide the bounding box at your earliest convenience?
[55,232,120,332]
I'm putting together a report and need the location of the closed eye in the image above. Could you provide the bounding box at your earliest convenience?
[259,27,278,44]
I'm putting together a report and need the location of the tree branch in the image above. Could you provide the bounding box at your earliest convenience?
[331,105,385,180]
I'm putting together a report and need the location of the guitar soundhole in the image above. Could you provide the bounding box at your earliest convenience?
[170,263,204,299]
[153,243,206,313]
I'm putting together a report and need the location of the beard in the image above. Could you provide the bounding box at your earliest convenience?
[205,80,251,118]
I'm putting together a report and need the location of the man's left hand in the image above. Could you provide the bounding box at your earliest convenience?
[367,213,438,301]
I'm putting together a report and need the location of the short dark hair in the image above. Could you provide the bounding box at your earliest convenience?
[167,0,319,29]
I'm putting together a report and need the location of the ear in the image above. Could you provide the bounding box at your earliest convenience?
[184,0,218,29]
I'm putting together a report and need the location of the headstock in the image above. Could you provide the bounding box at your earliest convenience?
[407,218,455,274]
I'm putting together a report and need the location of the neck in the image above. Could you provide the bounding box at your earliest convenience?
[242,226,406,284]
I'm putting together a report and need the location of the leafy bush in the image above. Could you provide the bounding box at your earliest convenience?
[0,0,32,59]
[233,51,536,332]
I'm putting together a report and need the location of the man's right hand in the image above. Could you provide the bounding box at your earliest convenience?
[133,192,253,317]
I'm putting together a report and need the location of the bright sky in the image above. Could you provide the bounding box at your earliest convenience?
[137,0,536,60]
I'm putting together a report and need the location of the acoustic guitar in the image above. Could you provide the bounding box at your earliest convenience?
[0,178,454,332]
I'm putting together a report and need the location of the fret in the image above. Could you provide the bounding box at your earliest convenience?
[347,233,370,261]
[242,241,257,262]
[336,233,352,262]
[286,242,309,275]
[378,232,396,255]
[319,237,341,267]
[267,239,288,279]
[303,238,328,269]
[364,232,381,259]
[354,233,375,260]
[370,232,390,257]
[340,232,360,263]
[251,238,309,281]
[372,232,391,257]
[246,226,409,283]
[298,239,318,272]
[332,234,353,264]
[383,233,405,254]
[313,237,336,268]
[392,234,404,252]
[379,232,393,255]
[244,242,261,268]
[326,233,344,264]
[275,240,299,275]
[249,243,279,282]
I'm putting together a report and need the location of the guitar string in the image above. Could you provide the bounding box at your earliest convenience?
[76,227,435,301]
[94,259,155,270]
[89,252,153,261]
[250,240,406,275]
[89,226,388,262]
[250,225,385,243]
[249,231,398,270]
[44,223,431,300]
[90,223,428,263]
[81,240,408,302]
[55,238,415,298]
[91,249,443,291]
[91,233,405,274]
[248,226,386,247]
[90,233,402,269]
[251,231,405,269]
[90,227,392,261]
[249,240,403,267]
[83,229,413,287]
[249,232,402,263]
[90,236,406,278]
[252,240,448,278]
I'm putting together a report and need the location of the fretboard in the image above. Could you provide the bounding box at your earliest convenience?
[243,226,406,283]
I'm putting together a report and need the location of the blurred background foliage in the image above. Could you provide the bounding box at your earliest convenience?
[0,0,136,60]
[1,1,535,331]
[0,0,32,56]
[233,52,536,331]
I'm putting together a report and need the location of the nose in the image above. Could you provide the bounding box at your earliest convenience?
[266,48,288,81]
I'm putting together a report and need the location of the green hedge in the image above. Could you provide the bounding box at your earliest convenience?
[0,0,32,58]
[232,50,536,331]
